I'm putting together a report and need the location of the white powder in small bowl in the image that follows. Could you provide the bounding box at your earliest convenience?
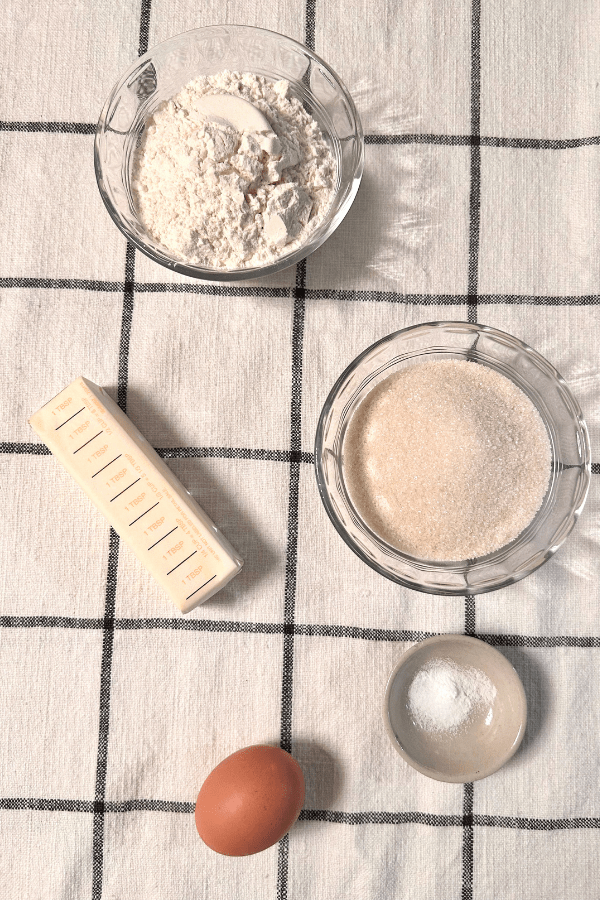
[408,657,497,733]
[132,71,337,270]
[343,359,551,561]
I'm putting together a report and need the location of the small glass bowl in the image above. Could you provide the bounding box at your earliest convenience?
[383,635,527,783]
[315,321,590,595]
[94,25,364,281]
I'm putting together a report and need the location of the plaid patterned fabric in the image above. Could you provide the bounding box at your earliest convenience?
[1,1,599,898]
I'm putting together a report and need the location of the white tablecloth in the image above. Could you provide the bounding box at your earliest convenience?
[1,1,599,898]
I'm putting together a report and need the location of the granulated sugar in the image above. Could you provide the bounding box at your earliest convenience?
[132,71,336,269]
[408,657,497,733]
[343,359,551,560]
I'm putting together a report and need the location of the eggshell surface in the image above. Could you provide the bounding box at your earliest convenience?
[195,745,305,856]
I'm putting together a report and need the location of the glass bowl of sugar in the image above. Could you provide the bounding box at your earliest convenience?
[315,321,590,595]
[94,25,363,281]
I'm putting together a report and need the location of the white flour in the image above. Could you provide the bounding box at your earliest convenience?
[132,71,337,269]
[408,657,497,733]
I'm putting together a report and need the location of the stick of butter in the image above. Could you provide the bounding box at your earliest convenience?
[29,377,243,612]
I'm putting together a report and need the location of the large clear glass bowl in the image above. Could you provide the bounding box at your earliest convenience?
[94,25,364,281]
[315,322,591,596]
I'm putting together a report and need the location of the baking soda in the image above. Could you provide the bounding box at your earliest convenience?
[132,72,336,269]
[343,359,551,560]
[408,658,497,733]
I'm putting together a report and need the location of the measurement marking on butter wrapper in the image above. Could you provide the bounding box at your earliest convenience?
[167,551,197,576]
[129,501,160,526]
[92,454,122,478]
[110,478,141,502]
[147,526,178,550]
[55,407,85,430]
[73,431,104,454]
[186,575,217,602]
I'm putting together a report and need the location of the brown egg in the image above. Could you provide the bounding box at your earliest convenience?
[195,745,305,856]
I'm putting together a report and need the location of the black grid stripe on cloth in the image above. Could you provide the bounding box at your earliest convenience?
[461,0,481,900]
[3,120,600,148]
[364,134,600,148]
[0,443,599,470]
[276,234,308,900]
[465,598,476,637]
[467,0,481,329]
[7,792,600,838]
[0,443,316,463]
[87,36,140,886]
[2,278,599,305]
[4,796,600,830]
[91,239,136,900]
[0,122,96,133]
[463,2,481,895]
[300,810,600,829]
[157,447,314,463]
[92,526,120,899]
[276,5,316,897]
[3,616,600,647]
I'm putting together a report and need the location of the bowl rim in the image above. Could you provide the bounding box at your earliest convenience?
[94,23,364,282]
[382,634,528,783]
[314,320,591,595]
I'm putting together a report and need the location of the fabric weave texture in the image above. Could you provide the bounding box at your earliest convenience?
[1,1,599,898]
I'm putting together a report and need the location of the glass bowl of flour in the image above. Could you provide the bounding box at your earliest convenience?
[315,321,590,595]
[95,25,364,280]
